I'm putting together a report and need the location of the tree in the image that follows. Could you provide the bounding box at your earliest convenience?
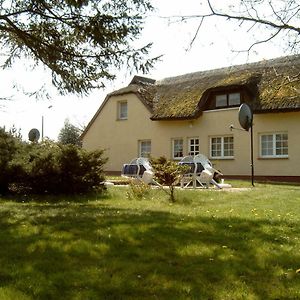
[9,125,22,140]
[174,0,300,54]
[0,127,18,194]
[58,119,82,147]
[150,156,187,202]
[0,0,159,95]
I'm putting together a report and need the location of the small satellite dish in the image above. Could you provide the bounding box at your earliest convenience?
[28,128,40,142]
[238,103,253,131]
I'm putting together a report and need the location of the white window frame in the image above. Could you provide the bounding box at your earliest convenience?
[188,138,200,156]
[139,140,151,158]
[260,132,288,158]
[172,138,184,160]
[118,101,128,120]
[210,136,234,159]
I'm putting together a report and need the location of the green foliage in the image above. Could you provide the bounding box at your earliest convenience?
[126,179,151,200]
[0,128,18,194]
[0,127,107,195]
[8,125,22,140]
[58,119,82,147]
[150,156,187,202]
[20,141,107,194]
[0,0,159,95]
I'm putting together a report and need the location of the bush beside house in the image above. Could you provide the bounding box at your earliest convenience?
[0,128,107,195]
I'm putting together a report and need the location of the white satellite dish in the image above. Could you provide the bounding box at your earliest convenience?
[238,103,253,131]
[28,128,40,142]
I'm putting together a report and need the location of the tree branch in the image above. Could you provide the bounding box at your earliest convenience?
[206,0,300,34]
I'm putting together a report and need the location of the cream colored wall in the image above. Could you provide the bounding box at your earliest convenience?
[82,93,156,171]
[253,112,300,176]
[82,93,300,177]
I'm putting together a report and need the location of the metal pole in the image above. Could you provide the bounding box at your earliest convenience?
[250,124,254,187]
[42,115,44,141]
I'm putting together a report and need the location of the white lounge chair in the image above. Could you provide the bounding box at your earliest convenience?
[121,158,160,186]
[179,154,223,189]
[121,157,151,180]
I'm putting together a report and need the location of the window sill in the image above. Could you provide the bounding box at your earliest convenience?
[210,157,234,160]
[258,156,289,160]
[116,118,128,121]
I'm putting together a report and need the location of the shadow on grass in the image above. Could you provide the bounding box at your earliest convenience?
[0,202,299,299]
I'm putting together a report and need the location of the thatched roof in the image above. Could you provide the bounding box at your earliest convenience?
[108,76,156,112]
[150,55,300,119]
[112,55,299,120]
[81,55,300,138]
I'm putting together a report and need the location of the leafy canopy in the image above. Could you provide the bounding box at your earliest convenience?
[0,0,158,95]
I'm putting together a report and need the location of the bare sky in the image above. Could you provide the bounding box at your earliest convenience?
[0,0,286,140]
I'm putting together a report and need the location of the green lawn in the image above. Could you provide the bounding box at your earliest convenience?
[0,182,300,299]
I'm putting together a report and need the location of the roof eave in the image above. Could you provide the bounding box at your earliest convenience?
[150,113,201,121]
[254,107,300,114]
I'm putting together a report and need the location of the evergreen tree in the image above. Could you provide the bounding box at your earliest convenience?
[58,119,82,147]
[0,0,158,95]
[0,127,18,194]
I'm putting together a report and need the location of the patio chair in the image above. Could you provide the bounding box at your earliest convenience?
[194,154,222,189]
[121,158,161,186]
[179,154,223,189]
[121,157,150,180]
[179,156,198,188]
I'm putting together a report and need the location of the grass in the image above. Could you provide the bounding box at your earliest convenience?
[0,181,300,299]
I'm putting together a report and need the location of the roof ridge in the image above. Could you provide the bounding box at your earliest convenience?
[156,54,300,86]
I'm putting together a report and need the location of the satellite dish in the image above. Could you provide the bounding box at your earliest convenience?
[28,128,40,142]
[238,103,253,131]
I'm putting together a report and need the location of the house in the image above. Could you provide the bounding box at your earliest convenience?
[81,55,300,182]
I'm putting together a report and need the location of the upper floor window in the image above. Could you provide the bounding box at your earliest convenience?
[260,133,288,158]
[216,92,241,108]
[139,140,151,158]
[210,136,234,159]
[118,101,128,120]
[188,138,200,156]
[172,138,184,159]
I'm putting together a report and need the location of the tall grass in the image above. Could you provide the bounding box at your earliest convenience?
[0,182,300,299]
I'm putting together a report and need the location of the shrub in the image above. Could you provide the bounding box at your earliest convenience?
[0,131,107,195]
[126,179,151,200]
[150,156,187,202]
[21,141,107,194]
[0,128,21,194]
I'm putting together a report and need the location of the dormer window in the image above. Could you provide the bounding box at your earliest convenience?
[215,92,241,108]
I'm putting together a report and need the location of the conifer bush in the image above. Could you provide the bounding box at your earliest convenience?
[0,128,107,195]
[0,128,18,194]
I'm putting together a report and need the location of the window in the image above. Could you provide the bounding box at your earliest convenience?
[260,133,288,158]
[139,140,151,158]
[229,93,241,106]
[216,95,227,107]
[210,136,234,159]
[172,139,183,159]
[215,92,241,108]
[118,101,128,120]
[188,138,200,156]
